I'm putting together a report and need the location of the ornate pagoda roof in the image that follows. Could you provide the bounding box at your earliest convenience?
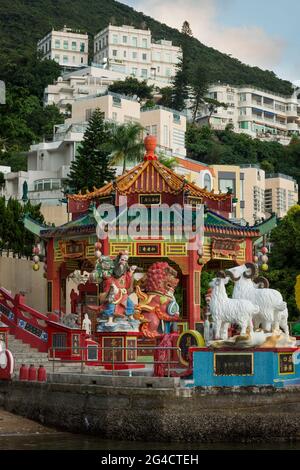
[24,209,274,240]
[68,135,232,203]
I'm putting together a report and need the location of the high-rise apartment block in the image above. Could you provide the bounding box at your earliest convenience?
[198,84,300,145]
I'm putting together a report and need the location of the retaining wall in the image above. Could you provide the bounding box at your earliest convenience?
[1,378,300,443]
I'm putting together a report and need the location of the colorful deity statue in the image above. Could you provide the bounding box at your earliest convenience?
[89,251,140,332]
[134,262,180,338]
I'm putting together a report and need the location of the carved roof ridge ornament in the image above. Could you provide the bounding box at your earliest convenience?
[144,134,158,161]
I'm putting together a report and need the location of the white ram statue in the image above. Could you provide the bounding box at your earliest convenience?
[226,263,288,334]
[209,271,259,340]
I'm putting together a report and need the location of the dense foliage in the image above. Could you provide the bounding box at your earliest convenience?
[0,197,45,257]
[263,206,300,320]
[0,51,64,167]
[108,77,153,101]
[186,124,300,191]
[0,0,293,96]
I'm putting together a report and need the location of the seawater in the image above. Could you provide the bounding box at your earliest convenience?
[1,433,300,450]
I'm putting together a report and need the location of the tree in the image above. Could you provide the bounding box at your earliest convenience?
[157,152,177,170]
[189,65,209,122]
[68,109,115,193]
[108,77,154,101]
[157,87,173,108]
[109,122,144,174]
[172,56,189,111]
[181,21,193,37]
[265,205,300,320]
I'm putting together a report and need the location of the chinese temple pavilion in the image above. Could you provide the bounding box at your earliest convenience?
[25,135,276,331]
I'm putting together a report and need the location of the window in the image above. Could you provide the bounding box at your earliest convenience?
[113,49,117,57]
[132,67,138,76]
[142,38,147,48]
[112,34,118,44]
[219,178,235,194]
[80,42,85,52]
[132,37,137,47]
[63,40,68,50]
[141,69,148,78]
[54,55,60,62]
[63,56,68,63]
[166,68,171,77]
[52,333,67,350]
[72,56,76,63]
[204,173,212,191]
[123,35,127,43]
[112,96,122,108]
[81,57,84,64]
[123,51,126,58]
[112,112,117,121]
[85,109,94,120]
[154,52,161,61]
[72,41,77,51]
[151,125,158,136]
[142,53,147,61]
[165,53,171,63]
[132,51,137,60]
[55,39,60,48]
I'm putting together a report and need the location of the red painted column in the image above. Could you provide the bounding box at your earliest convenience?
[46,239,60,313]
[245,237,253,262]
[187,248,201,329]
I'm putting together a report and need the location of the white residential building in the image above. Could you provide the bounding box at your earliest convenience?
[66,91,141,125]
[43,65,170,114]
[197,83,300,145]
[140,106,186,157]
[93,24,181,84]
[37,26,89,69]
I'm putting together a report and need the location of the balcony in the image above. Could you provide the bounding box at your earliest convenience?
[287,122,299,132]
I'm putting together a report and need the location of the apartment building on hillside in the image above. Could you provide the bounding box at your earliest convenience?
[140,106,186,157]
[37,26,89,69]
[265,173,298,219]
[93,24,181,84]
[197,84,300,145]
[66,91,141,126]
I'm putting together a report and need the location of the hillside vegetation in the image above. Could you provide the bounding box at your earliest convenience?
[0,0,293,96]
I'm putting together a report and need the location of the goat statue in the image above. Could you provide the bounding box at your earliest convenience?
[226,263,288,334]
[209,271,259,340]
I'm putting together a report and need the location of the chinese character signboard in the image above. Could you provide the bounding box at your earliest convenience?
[278,353,295,375]
[214,353,253,376]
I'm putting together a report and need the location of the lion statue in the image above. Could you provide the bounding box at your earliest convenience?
[134,262,180,338]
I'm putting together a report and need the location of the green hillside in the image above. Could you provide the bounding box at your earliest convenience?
[0,0,293,96]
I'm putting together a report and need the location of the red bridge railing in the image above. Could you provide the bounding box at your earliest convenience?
[0,287,48,352]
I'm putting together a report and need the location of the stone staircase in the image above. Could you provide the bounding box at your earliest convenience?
[7,334,86,376]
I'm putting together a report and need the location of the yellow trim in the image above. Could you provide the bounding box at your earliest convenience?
[278,352,295,375]
[177,329,205,367]
[165,243,187,256]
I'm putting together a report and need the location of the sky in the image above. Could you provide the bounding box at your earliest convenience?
[121,0,300,84]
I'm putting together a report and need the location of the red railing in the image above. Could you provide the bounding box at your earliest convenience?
[0,287,48,352]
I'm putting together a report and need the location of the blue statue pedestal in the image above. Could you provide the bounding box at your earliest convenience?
[190,346,300,388]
